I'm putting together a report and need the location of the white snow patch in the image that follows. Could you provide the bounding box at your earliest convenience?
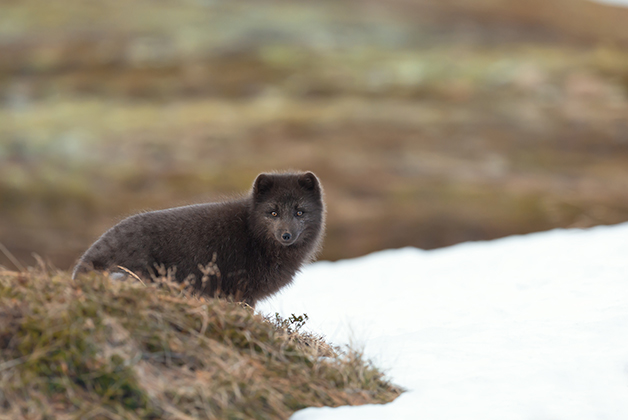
[591,0,628,7]
[257,223,628,420]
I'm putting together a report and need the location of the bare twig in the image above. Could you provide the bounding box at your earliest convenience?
[0,242,25,272]
[116,265,146,286]
[0,356,26,372]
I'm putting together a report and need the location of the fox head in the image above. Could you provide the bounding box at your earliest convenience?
[251,171,325,249]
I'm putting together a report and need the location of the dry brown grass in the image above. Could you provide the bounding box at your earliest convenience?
[0,267,401,419]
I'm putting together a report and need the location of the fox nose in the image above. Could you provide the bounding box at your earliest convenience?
[281,232,292,242]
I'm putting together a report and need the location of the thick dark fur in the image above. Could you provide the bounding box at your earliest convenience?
[73,172,325,306]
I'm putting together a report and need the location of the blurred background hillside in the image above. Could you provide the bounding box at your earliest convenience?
[1,0,628,270]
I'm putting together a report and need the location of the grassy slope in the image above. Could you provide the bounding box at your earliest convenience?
[0,268,400,419]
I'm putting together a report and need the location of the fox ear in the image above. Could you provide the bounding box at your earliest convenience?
[254,174,274,196]
[298,172,320,193]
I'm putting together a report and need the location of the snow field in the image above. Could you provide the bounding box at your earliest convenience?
[258,223,628,419]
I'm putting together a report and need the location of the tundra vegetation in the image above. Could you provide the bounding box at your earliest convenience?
[0,267,401,419]
[2,0,628,269]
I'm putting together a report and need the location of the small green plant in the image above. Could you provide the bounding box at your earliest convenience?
[273,312,309,333]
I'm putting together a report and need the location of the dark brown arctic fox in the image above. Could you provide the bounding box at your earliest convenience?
[73,172,325,306]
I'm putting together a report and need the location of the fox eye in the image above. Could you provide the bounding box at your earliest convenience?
[295,210,304,217]
[270,211,278,217]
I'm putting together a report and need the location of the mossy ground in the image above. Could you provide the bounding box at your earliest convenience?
[0,267,401,419]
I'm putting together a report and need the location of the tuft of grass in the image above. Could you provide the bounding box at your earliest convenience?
[0,268,401,419]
